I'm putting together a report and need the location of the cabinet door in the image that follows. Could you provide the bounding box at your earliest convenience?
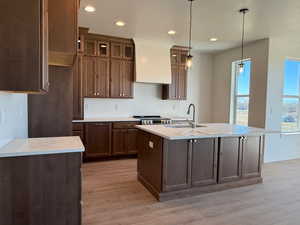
[219,137,243,183]
[110,59,123,97]
[122,61,133,98]
[242,136,263,178]
[192,138,218,186]
[162,65,178,100]
[82,56,96,97]
[95,58,110,97]
[170,50,179,65]
[97,41,110,57]
[170,66,178,99]
[127,129,139,154]
[85,123,111,158]
[73,55,83,120]
[111,42,123,59]
[112,129,127,155]
[177,65,187,100]
[84,40,97,56]
[124,44,134,60]
[0,0,48,93]
[163,140,192,192]
[178,50,188,66]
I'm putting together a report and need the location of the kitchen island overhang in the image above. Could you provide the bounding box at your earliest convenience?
[136,123,271,201]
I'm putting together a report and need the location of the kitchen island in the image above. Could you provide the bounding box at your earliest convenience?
[136,123,269,201]
[0,136,84,225]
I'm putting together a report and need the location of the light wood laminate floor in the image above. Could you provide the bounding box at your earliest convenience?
[83,159,300,225]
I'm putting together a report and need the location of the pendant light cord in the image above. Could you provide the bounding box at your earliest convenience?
[188,0,193,55]
[241,10,246,63]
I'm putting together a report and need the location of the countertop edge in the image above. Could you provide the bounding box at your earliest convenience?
[0,148,84,158]
[136,126,268,140]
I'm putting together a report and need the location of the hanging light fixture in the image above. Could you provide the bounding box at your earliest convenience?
[186,0,194,69]
[238,8,249,73]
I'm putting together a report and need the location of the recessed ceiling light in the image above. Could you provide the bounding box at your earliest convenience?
[168,30,176,35]
[115,21,126,27]
[209,37,218,42]
[84,5,96,13]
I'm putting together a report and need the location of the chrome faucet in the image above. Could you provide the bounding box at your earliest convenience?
[187,103,196,128]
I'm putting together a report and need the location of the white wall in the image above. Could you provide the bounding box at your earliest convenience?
[264,36,300,162]
[0,93,28,148]
[211,39,269,128]
[85,52,213,123]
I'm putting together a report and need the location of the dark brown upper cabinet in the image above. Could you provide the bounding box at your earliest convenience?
[0,0,49,93]
[111,42,134,60]
[110,59,133,98]
[84,40,97,56]
[48,0,78,67]
[82,56,110,98]
[84,39,110,57]
[98,41,110,57]
[76,28,135,99]
[162,47,188,100]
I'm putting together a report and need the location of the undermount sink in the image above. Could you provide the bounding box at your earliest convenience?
[165,124,207,128]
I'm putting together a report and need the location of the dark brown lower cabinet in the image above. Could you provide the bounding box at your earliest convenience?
[85,123,112,158]
[138,133,264,201]
[127,129,139,154]
[218,137,243,183]
[192,138,218,186]
[112,129,127,155]
[72,123,85,144]
[242,136,264,178]
[112,128,139,156]
[138,131,163,194]
[163,140,191,192]
[0,153,82,225]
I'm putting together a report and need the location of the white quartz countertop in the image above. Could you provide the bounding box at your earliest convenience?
[0,136,85,158]
[136,123,275,140]
[72,116,188,123]
[73,117,141,123]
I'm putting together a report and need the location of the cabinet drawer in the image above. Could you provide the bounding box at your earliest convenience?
[113,122,139,129]
[73,123,84,131]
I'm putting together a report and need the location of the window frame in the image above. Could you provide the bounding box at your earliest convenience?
[281,58,300,133]
[230,59,252,126]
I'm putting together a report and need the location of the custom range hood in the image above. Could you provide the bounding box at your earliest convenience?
[134,38,172,84]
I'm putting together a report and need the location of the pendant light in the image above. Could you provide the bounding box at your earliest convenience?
[186,0,194,69]
[238,8,249,73]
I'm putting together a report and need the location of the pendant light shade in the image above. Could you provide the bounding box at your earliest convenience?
[186,0,194,69]
[239,8,249,74]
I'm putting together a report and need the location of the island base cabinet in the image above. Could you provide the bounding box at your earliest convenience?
[137,131,163,195]
[137,132,264,202]
[218,137,243,183]
[242,136,264,178]
[192,138,218,187]
[0,153,82,225]
[162,140,192,192]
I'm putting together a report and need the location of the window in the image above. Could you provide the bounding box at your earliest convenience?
[281,59,300,132]
[231,59,252,126]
